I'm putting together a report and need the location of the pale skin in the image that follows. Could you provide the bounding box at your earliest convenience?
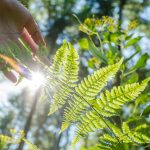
[0,0,45,82]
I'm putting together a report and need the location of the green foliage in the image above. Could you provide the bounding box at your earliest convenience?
[48,41,150,148]
[72,78,150,144]
[97,121,150,149]
[133,53,149,70]
[0,130,39,150]
[0,13,149,149]
[61,58,123,132]
[125,36,142,48]
[49,41,79,114]
[78,16,150,79]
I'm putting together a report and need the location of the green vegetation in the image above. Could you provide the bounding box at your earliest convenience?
[0,13,150,150]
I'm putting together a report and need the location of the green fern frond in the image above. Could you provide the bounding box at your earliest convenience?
[135,124,150,132]
[101,121,150,148]
[73,77,150,143]
[102,134,118,143]
[49,42,79,114]
[73,111,107,144]
[96,145,111,150]
[61,58,123,132]
[42,41,70,101]
[122,122,150,144]
[50,41,68,76]
[81,144,112,150]
[94,77,150,117]
[0,130,40,150]
[46,41,150,148]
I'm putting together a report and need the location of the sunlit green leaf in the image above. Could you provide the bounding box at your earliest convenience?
[89,42,107,64]
[125,36,142,48]
[134,53,149,69]
[79,38,89,50]
[142,105,150,117]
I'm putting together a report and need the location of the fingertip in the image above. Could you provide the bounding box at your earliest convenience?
[3,71,17,83]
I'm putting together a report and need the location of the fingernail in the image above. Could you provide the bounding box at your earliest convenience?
[21,28,39,54]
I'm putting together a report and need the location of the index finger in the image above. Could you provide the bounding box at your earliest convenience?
[24,15,46,46]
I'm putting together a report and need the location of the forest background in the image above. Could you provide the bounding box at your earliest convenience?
[0,0,150,150]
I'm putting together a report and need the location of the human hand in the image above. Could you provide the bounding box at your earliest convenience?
[0,0,45,82]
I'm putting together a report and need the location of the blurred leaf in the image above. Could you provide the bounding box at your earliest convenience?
[106,49,118,65]
[103,32,122,44]
[142,105,150,117]
[136,45,141,52]
[15,76,23,86]
[89,42,107,64]
[125,36,142,48]
[134,53,149,69]
[135,93,150,106]
[103,32,109,42]
[127,73,139,83]
[125,34,133,41]
[110,32,121,43]
[108,43,118,53]
[123,53,149,78]
[88,57,100,69]
[126,116,146,125]
[125,46,140,63]
[79,38,89,50]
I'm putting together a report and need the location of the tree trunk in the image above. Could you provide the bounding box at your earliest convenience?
[17,88,41,150]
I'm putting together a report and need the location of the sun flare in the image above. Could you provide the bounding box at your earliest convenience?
[30,72,45,87]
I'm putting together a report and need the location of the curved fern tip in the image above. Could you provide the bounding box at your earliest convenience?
[72,136,80,146]
[61,122,70,132]
[48,112,52,116]
[48,108,54,116]
[63,39,67,43]
[48,107,58,115]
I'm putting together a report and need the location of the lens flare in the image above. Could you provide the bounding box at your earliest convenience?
[30,72,45,87]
